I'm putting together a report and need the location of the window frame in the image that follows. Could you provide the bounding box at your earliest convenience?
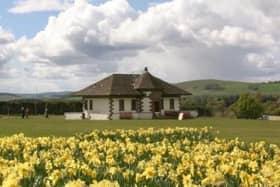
[161,99,164,110]
[89,100,93,110]
[84,100,88,110]
[119,99,125,111]
[131,99,137,111]
[169,98,175,110]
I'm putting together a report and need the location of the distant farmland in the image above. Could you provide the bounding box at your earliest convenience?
[176,79,280,96]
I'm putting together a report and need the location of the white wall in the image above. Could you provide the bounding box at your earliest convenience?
[81,96,181,120]
[112,98,138,113]
[111,112,153,120]
[84,98,109,114]
[162,97,180,111]
[111,97,153,119]
[133,112,153,119]
[112,97,152,113]
[142,97,151,112]
[267,115,280,121]
[65,112,83,120]
[89,113,110,120]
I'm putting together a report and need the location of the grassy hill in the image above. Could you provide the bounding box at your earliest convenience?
[0,93,21,101]
[1,79,280,100]
[176,79,280,96]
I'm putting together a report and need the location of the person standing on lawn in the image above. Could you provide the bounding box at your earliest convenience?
[21,106,25,119]
[44,106,49,118]
[25,107,29,119]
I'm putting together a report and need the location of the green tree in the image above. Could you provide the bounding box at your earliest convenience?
[231,93,264,119]
[206,97,226,116]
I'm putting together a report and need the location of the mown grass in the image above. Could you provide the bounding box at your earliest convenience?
[0,116,279,144]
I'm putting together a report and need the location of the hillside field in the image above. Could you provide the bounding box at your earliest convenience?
[176,79,280,95]
[0,116,280,145]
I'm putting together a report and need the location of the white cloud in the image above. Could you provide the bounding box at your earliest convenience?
[17,0,138,69]
[0,27,16,66]
[199,26,275,47]
[0,27,15,44]
[9,0,75,14]
[247,53,280,71]
[2,0,280,92]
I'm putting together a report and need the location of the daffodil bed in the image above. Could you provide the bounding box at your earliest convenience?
[0,127,279,187]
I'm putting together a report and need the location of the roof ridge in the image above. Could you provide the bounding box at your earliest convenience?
[108,74,115,95]
[112,73,140,76]
[73,71,191,96]
[148,73,158,88]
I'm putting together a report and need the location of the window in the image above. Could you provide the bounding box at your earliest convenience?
[131,99,137,111]
[169,99,175,110]
[119,99,125,111]
[84,100,88,110]
[89,100,93,110]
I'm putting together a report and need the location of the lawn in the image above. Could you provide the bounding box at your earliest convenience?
[0,116,280,144]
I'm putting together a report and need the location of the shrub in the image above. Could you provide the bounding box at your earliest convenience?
[204,83,224,90]
[230,93,264,119]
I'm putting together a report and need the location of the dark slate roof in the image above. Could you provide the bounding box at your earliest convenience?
[73,70,191,97]
[134,71,162,90]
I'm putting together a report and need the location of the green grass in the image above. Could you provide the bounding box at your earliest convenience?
[0,116,280,145]
[176,79,280,95]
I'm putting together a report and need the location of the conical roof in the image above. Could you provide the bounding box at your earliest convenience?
[73,67,191,97]
[133,68,162,90]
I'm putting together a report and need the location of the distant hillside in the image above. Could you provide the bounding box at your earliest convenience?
[0,93,20,101]
[1,79,280,101]
[20,91,72,99]
[0,91,72,101]
[176,79,280,96]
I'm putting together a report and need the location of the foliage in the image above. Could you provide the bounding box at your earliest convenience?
[206,97,226,116]
[0,100,82,115]
[181,95,238,117]
[0,127,279,186]
[248,84,259,91]
[231,94,264,119]
[204,83,225,90]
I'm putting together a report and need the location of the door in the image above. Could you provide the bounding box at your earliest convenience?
[153,101,160,112]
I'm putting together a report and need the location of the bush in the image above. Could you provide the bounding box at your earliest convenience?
[230,93,264,119]
[204,83,224,90]
[248,84,259,91]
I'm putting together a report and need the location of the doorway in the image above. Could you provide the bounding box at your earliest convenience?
[153,101,160,113]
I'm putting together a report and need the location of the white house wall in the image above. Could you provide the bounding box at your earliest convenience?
[112,98,135,120]
[112,98,138,113]
[84,98,109,113]
[142,97,151,112]
[163,97,180,111]
[112,97,153,120]
[82,97,181,120]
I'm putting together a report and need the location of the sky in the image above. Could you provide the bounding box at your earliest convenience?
[0,0,280,93]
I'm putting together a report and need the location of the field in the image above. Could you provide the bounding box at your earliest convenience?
[0,116,280,145]
[176,79,280,95]
[0,126,279,186]
[0,117,280,186]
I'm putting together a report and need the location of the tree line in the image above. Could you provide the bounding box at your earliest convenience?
[181,93,280,119]
[0,99,82,116]
[1,93,279,119]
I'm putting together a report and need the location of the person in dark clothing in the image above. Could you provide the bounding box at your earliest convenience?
[44,107,49,118]
[21,106,25,119]
[25,107,29,119]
